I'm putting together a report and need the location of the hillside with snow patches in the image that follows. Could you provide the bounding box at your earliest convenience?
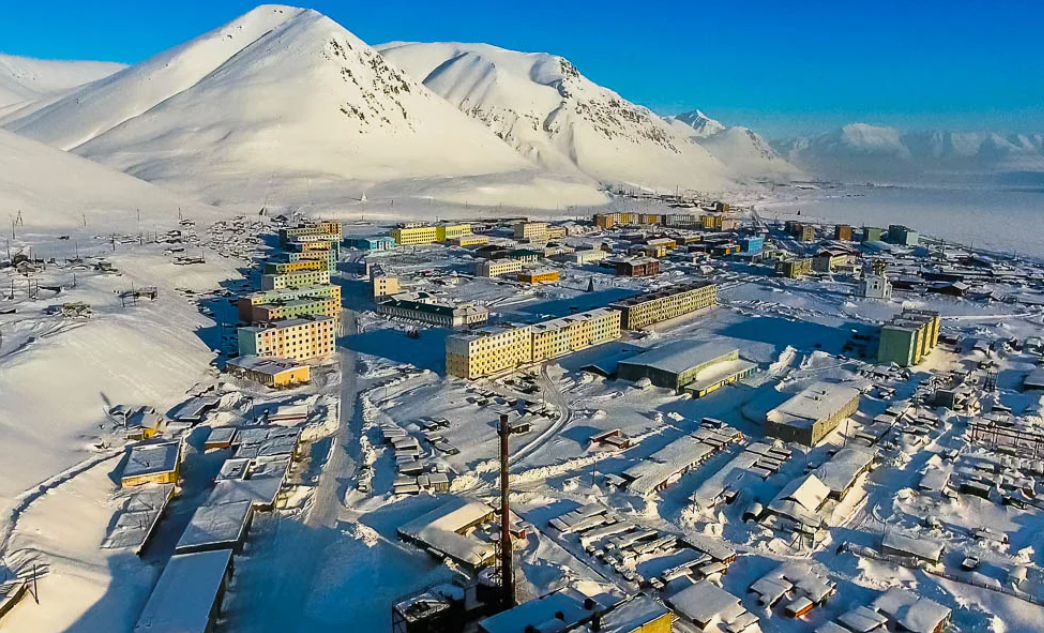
[776,123,1044,181]
[0,53,123,114]
[1,6,606,211]
[376,41,779,192]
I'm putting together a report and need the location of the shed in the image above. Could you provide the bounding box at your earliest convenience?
[133,549,234,633]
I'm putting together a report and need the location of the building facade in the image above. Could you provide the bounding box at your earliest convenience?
[237,316,336,361]
[446,326,533,379]
[345,236,396,251]
[878,308,940,366]
[226,356,311,387]
[517,269,560,284]
[611,257,660,277]
[766,382,861,446]
[776,258,813,279]
[390,225,439,246]
[372,274,400,298]
[435,224,473,242]
[834,224,853,241]
[263,259,326,275]
[529,309,621,362]
[447,235,490,247]
[475,258,523,277]
[238,285,341,321]
[279,221,342,246]
[250,296,340,322]
[260,269,331,290]
[609,282,718,330]
[513,222,549,243]
[377,298,489,328]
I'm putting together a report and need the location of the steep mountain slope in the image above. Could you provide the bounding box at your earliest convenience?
[669,110,806,182]
[2,6,601,209]
[0,128,218,229]
[377,41,734,192]
[0,53,123,112]
[775,123,1044,180]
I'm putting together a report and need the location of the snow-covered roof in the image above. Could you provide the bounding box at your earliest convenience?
[838,606,888,633]
[133,550,233,633]
[102,484,176,551]
[622,436,715,497]
[881,532,943,563]
[398,497,496,568]
[667,581,742,625]
[767,381,860,429]
[595,595,669,633]
[123,441,181,480]
[478,587,616,633]
[617,341,737,376]
[175,499,253,553]
[813,447,875,496]
[233,425,301,458]
[872,588,951,633]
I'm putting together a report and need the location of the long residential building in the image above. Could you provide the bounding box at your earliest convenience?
[279,221,342,246]
[250,296,341,322]
[262,259,326,275]
[609,281,718,330]
[446,309,621,378]
[237,315,336,361]
[238,285,341,321]
[389,223,473,245]
[260,269,330,290]
[377,297,489,328]
[476,258,523,277]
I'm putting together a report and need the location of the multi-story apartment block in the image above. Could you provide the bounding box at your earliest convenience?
[238,285,341,322]
[834,224,854,241]
[279,221,342,246]
[260,269,331,290]
[237,315,336,362]
[345,236,396,251]
[390,225,440,246]
[372,273,400,298]
[263,259,326,275]
[475,259,523,277]
[448,235,490,247]
[377,298,489,328]
[436,224,473,242]
[609,282,718,330]
[251,296,341,322]
[878,308,941,367]
[529,309,621,362]
[513,222,549,243]
[446,326,533,379]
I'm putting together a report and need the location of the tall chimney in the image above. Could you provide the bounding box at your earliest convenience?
[499,413,515,609]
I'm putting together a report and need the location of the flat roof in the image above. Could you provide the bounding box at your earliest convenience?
[103,484,176,551]
[123,442,181,480]
[176,500,253,553]
[233,426,301,459]
[609,281,715,307]
[667,581,742,625]
[479,587,613,633]
[240,315,334,333]
[623,436,715,496]
[814,447,875,495]
[617,341,737,376]
[227,355,305,375]
[133,549,233,633]
[398,497,496,568]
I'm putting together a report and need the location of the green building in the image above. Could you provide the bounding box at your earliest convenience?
[863,226,886,242]
[877,308,941,366]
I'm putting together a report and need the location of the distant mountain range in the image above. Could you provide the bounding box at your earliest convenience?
[774,123,1044,182]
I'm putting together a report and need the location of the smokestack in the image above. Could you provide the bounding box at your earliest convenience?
[499,414,514,609]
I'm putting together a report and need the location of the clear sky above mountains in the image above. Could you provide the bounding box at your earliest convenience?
[2,0,1040,137]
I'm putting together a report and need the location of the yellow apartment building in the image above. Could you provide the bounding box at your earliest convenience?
[446,326,533,379]
[436,224,473,241]
[609,282,718,330]
[391,225,440,246]
[263,259,325,275]
[372,274,400,298]
[475,259,523,277]
[448,235,490,247]
[237,315,336,361]
[513,222,549,243]
[530,308,621,362]
[261,269,331,290]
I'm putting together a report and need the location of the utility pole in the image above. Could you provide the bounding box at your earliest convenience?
[498,413,514,609]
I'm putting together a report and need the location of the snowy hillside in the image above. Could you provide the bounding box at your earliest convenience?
[669,110,807,182]
[776,123,1044,180]
[0,128,219,230]
[0,53,123,112]
[2,6,603,210]
[377,41,735,192]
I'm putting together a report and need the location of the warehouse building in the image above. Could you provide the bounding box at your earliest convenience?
[377,297,489,328]
[765,381,861,446]
[616,341,755,395]
[237,315,336,362]
[609,281,718,330]
[397,497,496,570]
[260,269,331,291]
[226,356,311,388]
[133,549,234,633]
[877,308,941,367]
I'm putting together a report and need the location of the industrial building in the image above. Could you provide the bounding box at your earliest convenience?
[776,258,813,279]
[237,315,336,361]
[877,308,941,367]
[377,297,490,328]
[446,326,534,379]
[609,281,718,330]
[517,269,560,284]
[475,258,523,277]
[121,441,182,487]
[238,285,340,322]
[616,341,755,396]
[765,381,862,446]
[397,497,496,570]
[226,356,311,388]
[260,269,331,291]
[513,221,549,243]
[529,309,621,362]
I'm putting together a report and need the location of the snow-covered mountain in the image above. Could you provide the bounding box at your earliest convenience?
[1,6,604,210]
[0,53,123,113]
[775,123,1044,181]
[668,110,806,182]
[376,41,741,192]
[0,128,218,229]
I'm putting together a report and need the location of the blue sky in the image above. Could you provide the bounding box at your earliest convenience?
[2,0,1041,137]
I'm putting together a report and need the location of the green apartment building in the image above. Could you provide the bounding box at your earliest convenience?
[877,308,941,366]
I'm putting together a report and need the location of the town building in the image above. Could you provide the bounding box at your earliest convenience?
[513,221,549,243]
[122,441,182,487]
[776,258,813,279]
[609,281,718,330]
[278,221,342,246]
[740,236,765,254]
[888,224,920,246]
[509,248,542,263]
[397,497,496,570]
[616,342,755,395]
[799,225,817,242]
[447,234,490,247]
[249,296,340,322]
[529,309,621,362]
[858,260,893,299]
[862,226,886,242]
[435,224,473,242]
[812,249,850,273]
[371,271,400,299]
[834,224,854,241]
[133,549,234,633]
[557,249,607,265]
[878,308,941,367]
[446,326,533,379]
[260,269,331,291]
[390,224,440,246]
[237,315,336,362]
[610,257,660,277]
[667,581,755,631]
[284,245,338,269]
[475,258,523,277]
[377,297,489,328]
[766,381,862,446]
[517,268,560,284]
[478,588,620,633]
[546,225,567,240]
[238,285,340,322]
[226,356,311,388]
[345,236,396,251]
[262,259,325,275]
